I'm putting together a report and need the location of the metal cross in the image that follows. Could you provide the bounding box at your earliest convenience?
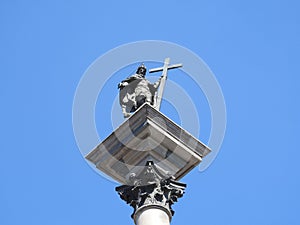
[149,58,183,111]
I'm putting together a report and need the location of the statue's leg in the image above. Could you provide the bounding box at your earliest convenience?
[152,93,157,108]
[121,105,131,118]
[145,92,152,104]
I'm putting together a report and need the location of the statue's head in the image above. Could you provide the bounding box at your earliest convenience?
[136,64,147,77]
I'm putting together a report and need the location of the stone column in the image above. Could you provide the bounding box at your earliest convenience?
[134,206,170,225]
[116,161,186,225]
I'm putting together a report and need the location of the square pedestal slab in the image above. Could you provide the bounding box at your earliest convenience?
[85,103,211,184]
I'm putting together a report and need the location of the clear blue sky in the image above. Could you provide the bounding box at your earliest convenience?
[1,1,299,225]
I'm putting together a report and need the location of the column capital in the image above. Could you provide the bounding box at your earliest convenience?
[116,161,186,222]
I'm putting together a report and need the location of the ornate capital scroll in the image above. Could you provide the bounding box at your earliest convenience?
[116,161,186,221]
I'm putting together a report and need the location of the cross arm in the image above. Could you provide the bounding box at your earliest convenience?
[149,63,183,73]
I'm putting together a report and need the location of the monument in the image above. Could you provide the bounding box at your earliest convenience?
[118,63,162,118]
[85,58,211,225]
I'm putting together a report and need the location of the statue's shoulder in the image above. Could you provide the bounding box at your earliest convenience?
[122,74,140,82]
[130,74,144,79]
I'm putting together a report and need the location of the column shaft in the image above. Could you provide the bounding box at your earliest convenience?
[135,207,170,225]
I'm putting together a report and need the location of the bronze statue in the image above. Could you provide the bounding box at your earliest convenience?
[118,64,162,118]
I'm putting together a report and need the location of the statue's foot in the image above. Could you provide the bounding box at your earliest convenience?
[123,112,131,118]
